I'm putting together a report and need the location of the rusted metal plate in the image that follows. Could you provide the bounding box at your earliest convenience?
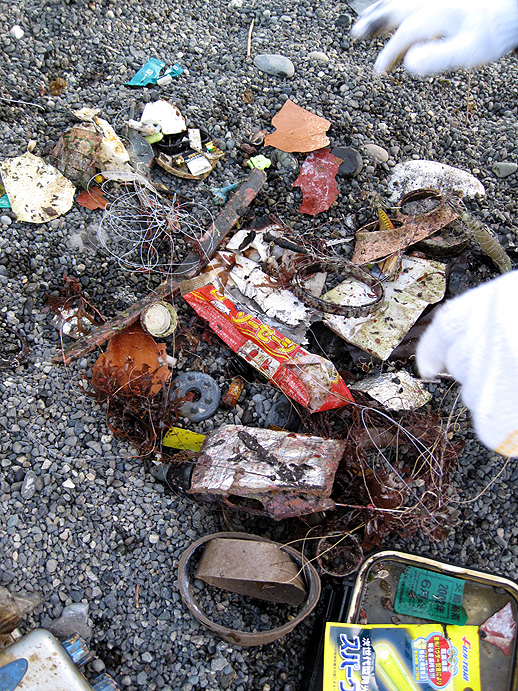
[264,100,331,153]
[189,424,346,519]
[352,196,459,265]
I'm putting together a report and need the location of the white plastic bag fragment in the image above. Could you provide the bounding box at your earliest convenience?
[0,152,76,223]
[73,107,130,170]
[323,255,446,360]
[350,370,432,410]
[388,160,485,201]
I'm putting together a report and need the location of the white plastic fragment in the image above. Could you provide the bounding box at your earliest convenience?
[140,100,186,135]
[0,152,75,224]
[73,107,130,169]
[350,370,432,410]
[387,160,486,201]
[323,255,447,361]
[228,255,309,327]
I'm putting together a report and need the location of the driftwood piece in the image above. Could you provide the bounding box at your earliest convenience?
[55,169,267,365]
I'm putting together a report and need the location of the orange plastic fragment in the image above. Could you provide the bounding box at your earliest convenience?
[264,100,331,153]
[92,324,171,396]
[293,148,342,215]
[76,187,108,210]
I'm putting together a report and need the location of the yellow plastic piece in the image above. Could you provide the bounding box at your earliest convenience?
[162,426,205,451]
[378,206,394,231]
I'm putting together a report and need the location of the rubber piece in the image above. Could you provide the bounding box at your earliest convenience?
[170,371,221,422]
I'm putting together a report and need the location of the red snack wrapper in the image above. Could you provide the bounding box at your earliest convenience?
[181,273,353,413]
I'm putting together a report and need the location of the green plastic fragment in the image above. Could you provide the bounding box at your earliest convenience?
[247,154,272,170]
[144,132,164,145]
[394,566,468,625]
[0,194,10,209]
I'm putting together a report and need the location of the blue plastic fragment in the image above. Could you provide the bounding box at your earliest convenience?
[91,672,120,691]
[0,195,10,209]
[0,658,28,691]
[125,58,165,87]
[62,633,94,667]
[210,182,240,205]
[125,59,183,87]
[162,63,184,78]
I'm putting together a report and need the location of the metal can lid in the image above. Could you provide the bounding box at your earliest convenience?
[141,302,177,337]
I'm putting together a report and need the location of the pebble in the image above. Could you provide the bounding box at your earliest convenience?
[492,161,517,178]
[21,470,37,500]
[0,215,12,226]
[364,143,389,163]
[10,25,24,39]
[307,51,329,63]
[253,54,295,79]
[332,146,363,177]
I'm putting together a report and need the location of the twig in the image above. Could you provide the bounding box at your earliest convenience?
[0,96,45,112]
[465,68,471,126]
[135,584,140,609]
[247,19,255,58]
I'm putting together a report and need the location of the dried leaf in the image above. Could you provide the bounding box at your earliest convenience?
[76,187,108,210]
[292,148,341,215]
[264,99,330,153]
[49,78,67,96]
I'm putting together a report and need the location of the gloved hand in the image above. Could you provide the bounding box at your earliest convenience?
[416,271,518,456]
[351,0,518,74]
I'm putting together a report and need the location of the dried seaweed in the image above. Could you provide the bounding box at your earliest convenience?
[47,275,105,336]
[90,359,180,457]
[300,398,461,550]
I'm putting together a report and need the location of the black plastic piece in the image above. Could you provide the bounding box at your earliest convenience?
[299,578,355,691]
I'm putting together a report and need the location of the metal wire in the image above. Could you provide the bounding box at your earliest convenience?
[97,176,214,276]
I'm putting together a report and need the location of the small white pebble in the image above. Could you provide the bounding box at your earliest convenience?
[10,25,24,39]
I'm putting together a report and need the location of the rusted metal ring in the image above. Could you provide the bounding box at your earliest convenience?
[178,531,321,646]
[292,259,384,317]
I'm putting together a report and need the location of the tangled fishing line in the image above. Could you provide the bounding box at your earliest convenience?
[96,174,215,277]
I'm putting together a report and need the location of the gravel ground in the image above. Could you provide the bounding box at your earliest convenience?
[1,0,518,689]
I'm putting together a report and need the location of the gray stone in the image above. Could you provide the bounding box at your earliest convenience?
[21,470,37,500]
[492,161,517,178]
[49,603,92,641]
[307,51,329,63]
[253,54,295,78]
[365,143,389,163]
[332,146,363,177]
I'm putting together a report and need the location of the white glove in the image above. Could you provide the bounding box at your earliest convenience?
[351,0,518,74]
[417,272,518,456]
